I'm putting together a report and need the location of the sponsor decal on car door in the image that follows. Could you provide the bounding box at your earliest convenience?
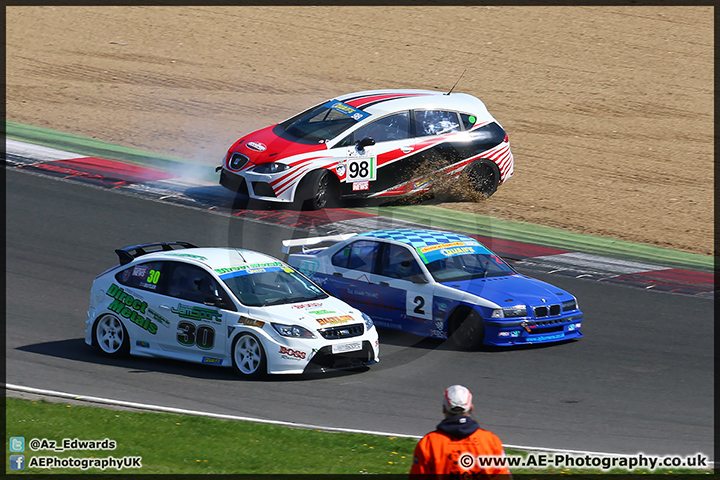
[321,240,436,333]
[344,144,377,192]
[156,262,227,358]
[369,241,436,333]
[335,111,415,195]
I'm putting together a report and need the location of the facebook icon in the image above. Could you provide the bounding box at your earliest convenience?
[10,454,25,470]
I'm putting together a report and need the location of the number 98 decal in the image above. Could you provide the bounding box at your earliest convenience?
[406,291,432,320]
[346,157,376,182]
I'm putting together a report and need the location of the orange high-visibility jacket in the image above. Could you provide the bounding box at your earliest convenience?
[410,421,511,477]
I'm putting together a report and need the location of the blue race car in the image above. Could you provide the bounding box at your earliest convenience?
[282,229,583,350]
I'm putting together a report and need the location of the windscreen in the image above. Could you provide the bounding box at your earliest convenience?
[425,253,515,282]
[277,100,370,144]
[218,265,327,307]
[414,241,515,282]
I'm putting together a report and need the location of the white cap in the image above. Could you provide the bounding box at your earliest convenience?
[443,385,473,414]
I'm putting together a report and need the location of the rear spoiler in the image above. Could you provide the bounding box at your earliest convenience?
[115,241,198,265]
[281,234,356,254]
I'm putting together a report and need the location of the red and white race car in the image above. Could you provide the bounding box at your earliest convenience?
[218,89,514,209]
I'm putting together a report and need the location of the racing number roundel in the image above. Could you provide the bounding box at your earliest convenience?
[406,290,432,320]
[345,145,377,183]
[347,157,376,182]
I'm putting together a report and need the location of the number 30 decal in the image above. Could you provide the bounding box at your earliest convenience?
[177,321,215,350]
[406,291,432,320]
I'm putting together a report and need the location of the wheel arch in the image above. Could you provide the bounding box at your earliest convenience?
[445,303,488,350]
[445,304,482,336]
[294,167,341,209]
[228,326,273,351]
[464,158,501,197]
[91,312,132,356]
[230,329,269,377]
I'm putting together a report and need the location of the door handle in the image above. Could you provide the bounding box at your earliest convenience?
[400,146,414,153]
[333,272,343,277]
[159,305,171,310]
[379,281,389,287]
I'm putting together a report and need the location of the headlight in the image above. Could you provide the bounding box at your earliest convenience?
[503,305,527,317]
[562,299,578,311]
[491,305,527,318]
[272,323,316,338]
[252,162,290,174]
[362,312,374,330]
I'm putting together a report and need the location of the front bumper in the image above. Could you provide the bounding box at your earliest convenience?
[220,168,295,203]
[260,326,380,374]
[304,341,379,373]
[484,315,583,346]
[219,169,249,195]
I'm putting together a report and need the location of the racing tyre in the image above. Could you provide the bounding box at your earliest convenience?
[93,314,130,357]
[466,161,500,198]
[297,169,337,210]
[449,310,486,351]
[231,334,267,378]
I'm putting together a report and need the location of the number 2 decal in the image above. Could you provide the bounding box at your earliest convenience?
[406,291,432,320]
[413,296,425,315]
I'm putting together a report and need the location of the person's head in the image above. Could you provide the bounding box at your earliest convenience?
[442,384,473,417]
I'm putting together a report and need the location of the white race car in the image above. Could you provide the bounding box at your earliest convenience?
[86,242,379,377]
[218,89,514,209]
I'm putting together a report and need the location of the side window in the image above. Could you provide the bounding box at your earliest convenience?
[167,263,223,304]
[460,113,478,130]
[337,112,410,147]
[414,110,461,137]
[331,240,380,273]
[116,261,167,293]
[352,112,410,143]
[379,244,422,280]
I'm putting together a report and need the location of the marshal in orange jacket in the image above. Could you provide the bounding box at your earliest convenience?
[409,415,511,478]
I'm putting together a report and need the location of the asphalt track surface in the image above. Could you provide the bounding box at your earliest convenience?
[5,167,714,460]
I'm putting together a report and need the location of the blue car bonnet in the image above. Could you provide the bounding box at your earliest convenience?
[440,274,573,306]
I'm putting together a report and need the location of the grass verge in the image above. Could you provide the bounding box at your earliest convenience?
[5,398,711,475]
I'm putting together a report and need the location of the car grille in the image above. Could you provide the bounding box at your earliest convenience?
[229,153,249,170]
[534,304,561,318]
[529,318,565,326]
[305,341,375,372]
[318,324,364,340]
[528,325,564,335]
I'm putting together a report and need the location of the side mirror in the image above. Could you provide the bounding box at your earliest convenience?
[411,274,429,284]
[356,137,376,151]
[204,296,226,308]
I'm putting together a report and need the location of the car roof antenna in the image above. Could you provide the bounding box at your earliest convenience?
[445,69,467,95]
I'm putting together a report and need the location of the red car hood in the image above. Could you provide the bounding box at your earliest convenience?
[229,126,328,165]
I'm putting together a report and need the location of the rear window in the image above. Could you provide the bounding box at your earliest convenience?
[116,261,167,293]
